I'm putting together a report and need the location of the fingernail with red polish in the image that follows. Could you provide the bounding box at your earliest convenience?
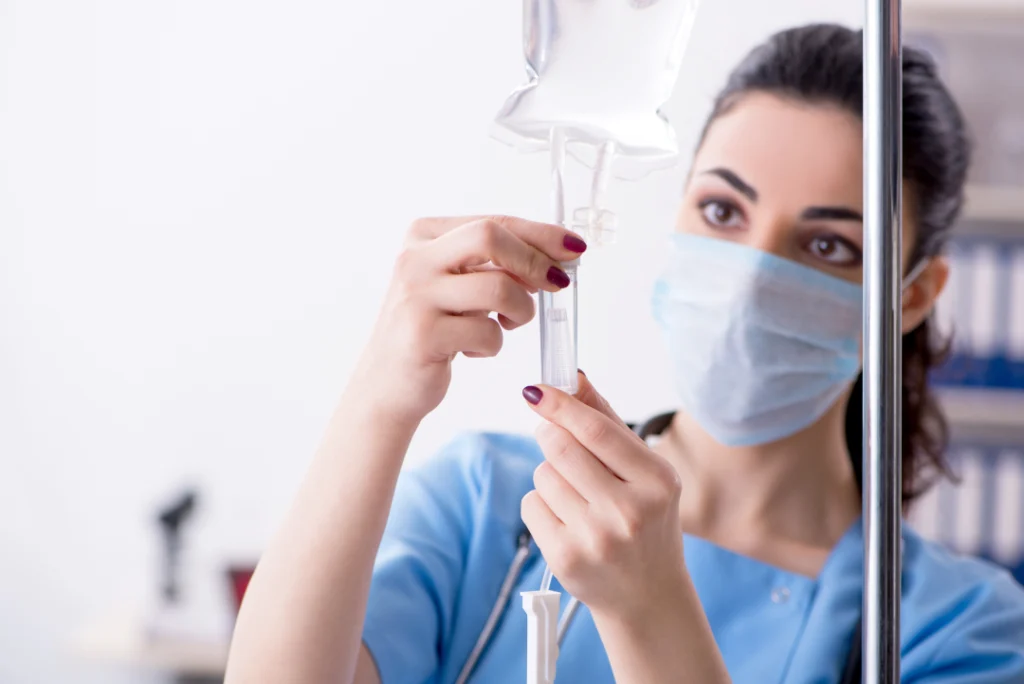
[577,369,586,377]
[547,266,571,288]
[563,234,588,253]
[522,386,543,405]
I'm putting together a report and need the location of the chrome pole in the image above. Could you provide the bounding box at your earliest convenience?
[863,1,903,683]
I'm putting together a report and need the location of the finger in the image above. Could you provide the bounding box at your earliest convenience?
[573,372,643,444]
[433,315,504,358]
[536,422,623,500]
[461,263,539,295]
[481,268,538,327]
[421,219,574,294]
[521,490,563,558]
[494,215,587,261]
[406,216,491,243]
[502,269,539,295]
[428,271,536,328]
[407,215,499,241]
[533,461,588,525]
[409,215,587,263]
[522,384,645,482]
[497,314,521,331]
[455,311,499,358]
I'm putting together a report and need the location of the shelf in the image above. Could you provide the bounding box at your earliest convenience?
[939,387,1024,441]
[962,185,1024,224]
[72,610,229,677]
[906,0,1024,23]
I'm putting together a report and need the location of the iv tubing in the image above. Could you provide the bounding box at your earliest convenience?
[551,129,566,226]
[590,141,615,209]
[540,564,553,592]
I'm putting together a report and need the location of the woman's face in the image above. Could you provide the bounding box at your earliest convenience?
[679,92,916,285]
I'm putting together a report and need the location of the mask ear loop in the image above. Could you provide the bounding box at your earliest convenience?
[901,258,929,294]
[899,259,933,334]
[902,229,947,295]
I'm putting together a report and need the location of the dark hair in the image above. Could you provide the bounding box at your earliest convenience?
[700,24,970,504]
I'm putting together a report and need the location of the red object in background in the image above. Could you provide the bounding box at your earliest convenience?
[227,566,256,615]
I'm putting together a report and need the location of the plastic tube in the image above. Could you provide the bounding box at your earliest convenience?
[572,141,618,246]
[539,564,554,593]
[541,128,580,395]
[539,272,578,395]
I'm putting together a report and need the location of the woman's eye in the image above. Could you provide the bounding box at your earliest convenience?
[700,199,743,229]
[808,235,862,266]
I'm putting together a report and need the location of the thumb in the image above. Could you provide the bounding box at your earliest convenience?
[574,371,640,440]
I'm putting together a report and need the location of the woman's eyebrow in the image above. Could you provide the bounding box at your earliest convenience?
[700,168,758,202]
[801,206,864,221]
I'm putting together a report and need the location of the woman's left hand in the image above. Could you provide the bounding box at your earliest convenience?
[520,372,688,624]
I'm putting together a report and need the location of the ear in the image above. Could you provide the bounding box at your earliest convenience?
[902,256,949,334]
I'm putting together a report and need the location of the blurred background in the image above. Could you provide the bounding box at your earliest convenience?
[2,0,1023,682]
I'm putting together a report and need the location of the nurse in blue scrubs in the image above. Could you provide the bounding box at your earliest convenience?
[226,24,1024,684]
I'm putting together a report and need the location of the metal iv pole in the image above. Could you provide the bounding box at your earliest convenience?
[863,1,903,683]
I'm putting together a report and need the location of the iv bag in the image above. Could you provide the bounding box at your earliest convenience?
[493,0,701,181]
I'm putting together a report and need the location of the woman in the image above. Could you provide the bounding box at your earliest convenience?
[226,24,1024,683]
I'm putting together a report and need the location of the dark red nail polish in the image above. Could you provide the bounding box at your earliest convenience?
[547,266,571,289]
[577,369,586,377]
[522,386,543,405]
[563,234,588,253]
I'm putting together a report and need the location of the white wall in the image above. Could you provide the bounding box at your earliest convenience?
[0,1,860,681]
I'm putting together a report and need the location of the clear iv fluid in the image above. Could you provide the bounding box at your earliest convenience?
[494,0,701,178]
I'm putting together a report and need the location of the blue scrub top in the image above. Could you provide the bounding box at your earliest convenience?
[362,432,1024,683]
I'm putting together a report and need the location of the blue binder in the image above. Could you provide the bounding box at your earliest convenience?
[931,236,1024,390]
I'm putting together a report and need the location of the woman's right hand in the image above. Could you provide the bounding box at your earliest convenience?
[352,215,587,422]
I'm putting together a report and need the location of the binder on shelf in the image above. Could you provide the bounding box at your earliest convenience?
[971,243,1001,386]
[932,236,1024,391]
[912,443,1024,586]
[1010,247,1024,387]
[932,239,977,387]
[992,452,1024,567]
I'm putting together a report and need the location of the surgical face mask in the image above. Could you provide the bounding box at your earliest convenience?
[651,233,863,446]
